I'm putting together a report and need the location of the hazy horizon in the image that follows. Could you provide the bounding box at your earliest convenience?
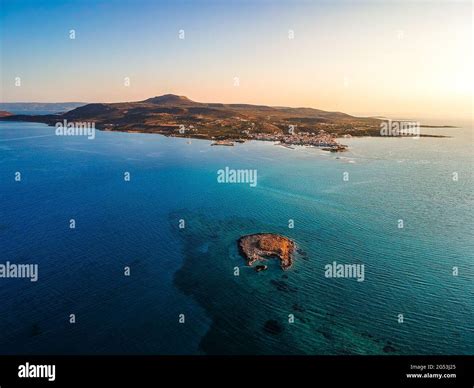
[1,0,472,121]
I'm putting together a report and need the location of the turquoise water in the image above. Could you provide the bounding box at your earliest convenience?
[0,121,472,354]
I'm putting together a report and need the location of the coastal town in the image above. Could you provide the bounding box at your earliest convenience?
[251,129,348,151]
[212,129,348,151]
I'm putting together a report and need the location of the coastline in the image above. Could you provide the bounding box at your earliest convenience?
[0,118,451,156]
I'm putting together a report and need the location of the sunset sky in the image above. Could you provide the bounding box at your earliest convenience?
[0,0,472,121]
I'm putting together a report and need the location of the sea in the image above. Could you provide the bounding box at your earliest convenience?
[0,117,472,354]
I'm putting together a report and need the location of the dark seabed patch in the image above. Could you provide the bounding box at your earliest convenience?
[263,320,284,335]
[292,303,306,312]
[270,279,298,293]
[30,323,42,337]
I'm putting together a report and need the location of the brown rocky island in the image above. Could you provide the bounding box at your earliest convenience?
[238,233,296,271]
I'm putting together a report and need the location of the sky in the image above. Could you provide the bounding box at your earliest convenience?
[0,0,472,121]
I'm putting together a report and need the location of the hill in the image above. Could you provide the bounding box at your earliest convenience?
[0,94,381,138]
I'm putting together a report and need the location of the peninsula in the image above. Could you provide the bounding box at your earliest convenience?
[0,95,447,150]
[238,233,296,271]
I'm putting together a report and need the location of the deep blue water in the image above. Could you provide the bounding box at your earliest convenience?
[0,121,472,354]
